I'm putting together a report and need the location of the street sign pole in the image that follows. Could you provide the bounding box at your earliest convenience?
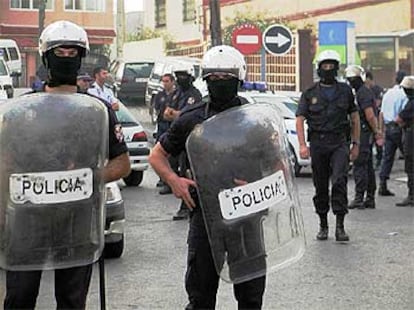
[260,47,266,82]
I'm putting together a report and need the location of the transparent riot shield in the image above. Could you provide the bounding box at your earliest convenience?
[0,93,108,271]
[186,103,305,284]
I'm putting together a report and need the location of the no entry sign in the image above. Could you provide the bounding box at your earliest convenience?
[231,23,262,55]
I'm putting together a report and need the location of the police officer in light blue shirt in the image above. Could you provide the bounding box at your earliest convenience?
[88,66,119,110]
[378,71,408,196]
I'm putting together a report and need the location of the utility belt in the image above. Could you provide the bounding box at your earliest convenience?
[309,131,347,143]
[385,121,400,129]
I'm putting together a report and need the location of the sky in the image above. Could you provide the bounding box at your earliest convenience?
[124,0,144,12]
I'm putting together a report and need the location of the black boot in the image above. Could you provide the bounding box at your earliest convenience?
[395,196,414,207]
[335,214,349,242]
[316,213,328,240]
[378,181,395,196]
[363,192,376,209]
[172,202,190,220]
[348,192,364,209]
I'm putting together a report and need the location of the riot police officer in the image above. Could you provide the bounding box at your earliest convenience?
[296,50,360,242]
[395,76,414,206]
[149,45,266,309]
[345,65,383,209]
[3,20,130,309]
[161,61,203,220]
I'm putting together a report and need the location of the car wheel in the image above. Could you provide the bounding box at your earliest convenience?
[104,234,124,259]
[289,146,301,177]
[123,170,144,186]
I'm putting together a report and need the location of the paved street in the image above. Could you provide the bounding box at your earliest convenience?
[0,101,413,309]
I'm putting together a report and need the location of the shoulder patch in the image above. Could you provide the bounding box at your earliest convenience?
[187,97,195,105]
[114,124,124,143]
[311,97,318,104]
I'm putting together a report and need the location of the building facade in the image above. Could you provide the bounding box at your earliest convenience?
[143,0,413,88]
[0,0,116,87]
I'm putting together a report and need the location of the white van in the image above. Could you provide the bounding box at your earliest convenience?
[0,58,14,98]
[0,39,22,76]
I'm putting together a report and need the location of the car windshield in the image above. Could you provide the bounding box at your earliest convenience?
[115,103,139,126]
[124,62,154,79]
[250,94,297,119]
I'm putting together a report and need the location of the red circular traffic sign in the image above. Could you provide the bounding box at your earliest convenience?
[231,23,262,55]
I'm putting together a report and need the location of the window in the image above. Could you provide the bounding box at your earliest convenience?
[155,0,166,28]
[10,0,53,9]
[0,48,9,62]
[182,0,195,22]
[64,0,104,12]
[8,48,19,61]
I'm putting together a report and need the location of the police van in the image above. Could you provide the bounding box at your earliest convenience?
[0,57,13,99]
[0,39,22,77]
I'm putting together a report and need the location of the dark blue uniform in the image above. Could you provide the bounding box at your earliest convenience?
[4,89,128,310]
[159,98,265,310]
[352,85,377,207]
[398,99,414,202]
[296,82,356,216]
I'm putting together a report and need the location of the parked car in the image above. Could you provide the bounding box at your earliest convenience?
[109,58,154,104]
[104,181,125,258]
[196,80,309,176]
[0,58,13,98]
[145,56,201,124]
[239,91,310,176]
[115,101,150,186]
[0,39,22,77]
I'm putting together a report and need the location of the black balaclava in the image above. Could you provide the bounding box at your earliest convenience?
[317,60,338,85]
[403,88,414,100]
[44,46,82,87]
[347,76,364,91]
[207,78,240,112]
[175,73,192,91]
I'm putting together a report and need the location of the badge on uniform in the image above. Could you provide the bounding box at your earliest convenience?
[187,97,195,105]
[311,97,318,104]
[114,124,124,142]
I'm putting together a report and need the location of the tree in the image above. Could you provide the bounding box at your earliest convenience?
[126,27,176,50]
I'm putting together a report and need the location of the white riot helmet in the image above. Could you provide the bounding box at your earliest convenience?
[201,45,247,81]
[39,20,89,58]
[345,65,366,82]
[400,75,414,99]
[173,61,195,78]
[316,50,341,69]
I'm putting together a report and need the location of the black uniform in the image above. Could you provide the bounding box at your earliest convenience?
[154,88,177,141]
[398,98,414,200]
[352,85,377,205]
[296,82,356,216]
[159,98,265,310]
[4,90,128,310]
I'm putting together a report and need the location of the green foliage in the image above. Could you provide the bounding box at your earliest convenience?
[222,6,296,45]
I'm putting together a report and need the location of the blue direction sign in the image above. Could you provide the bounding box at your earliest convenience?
[262,24,293,55]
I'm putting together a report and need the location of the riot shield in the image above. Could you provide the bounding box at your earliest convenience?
[0,93,108,271]
[186,103,305,284]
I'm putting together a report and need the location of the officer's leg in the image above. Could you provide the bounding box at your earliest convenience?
[364,142,377,209]
[350,132,370,209]
[396,129,414,206]
[330,143,350,241]
[54,264,93,309]
[379,128,400,195]
[233,275,266,310]
[309,142,330,240]
[4,270,42,309]
[185,211,219,309]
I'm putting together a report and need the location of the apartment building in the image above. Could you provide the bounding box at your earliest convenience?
[0,0,116,87]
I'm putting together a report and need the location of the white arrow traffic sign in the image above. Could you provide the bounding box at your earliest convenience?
[264,33,290,47]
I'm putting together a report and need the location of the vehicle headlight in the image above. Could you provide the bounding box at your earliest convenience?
[105,182,122,203]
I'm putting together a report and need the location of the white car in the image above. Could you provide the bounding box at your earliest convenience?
[0,58,13,99]
[115,101,150,186]
[238,91,310,176]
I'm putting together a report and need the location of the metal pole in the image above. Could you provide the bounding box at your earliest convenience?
[37,0,46,68]
[209,0,222,46]
[116,0,125,58]
[99,255,106,310]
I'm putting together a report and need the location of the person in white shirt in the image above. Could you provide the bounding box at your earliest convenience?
[88,66,119,110]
